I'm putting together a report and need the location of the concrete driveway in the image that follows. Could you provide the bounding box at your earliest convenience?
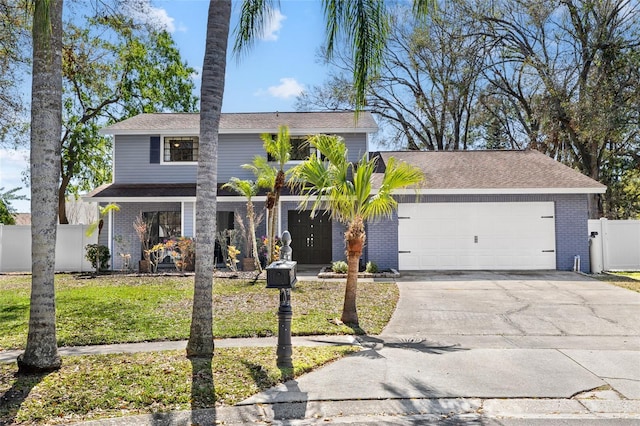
[244,271,640,420]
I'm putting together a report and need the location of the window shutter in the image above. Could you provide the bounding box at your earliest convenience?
[150,136,160,163]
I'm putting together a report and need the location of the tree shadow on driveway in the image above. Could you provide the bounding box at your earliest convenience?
[354,335,469,359]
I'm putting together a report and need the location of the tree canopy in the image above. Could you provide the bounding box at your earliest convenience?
[56,11,198,223]
[297,0,640,218]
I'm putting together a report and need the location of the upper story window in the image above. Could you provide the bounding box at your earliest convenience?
[164,136,199,162]
[267,136,314,162]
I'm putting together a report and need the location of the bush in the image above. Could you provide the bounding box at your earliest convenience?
[331,260,348,273]
[85,244,110,271]
[365,261,379,273]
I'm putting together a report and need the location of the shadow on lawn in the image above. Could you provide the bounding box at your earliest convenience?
[188,356,217,425]
[0,370,50,425]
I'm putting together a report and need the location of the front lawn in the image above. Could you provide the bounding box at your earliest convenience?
[0,274,398,350]
[0,274,397,424]
[0,346,358,425]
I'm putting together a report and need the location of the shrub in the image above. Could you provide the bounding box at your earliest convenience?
[85,244,110,271]
[365,261,379,273]
[331,260,348,273]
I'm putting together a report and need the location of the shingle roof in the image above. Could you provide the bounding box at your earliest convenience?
[100,111,378,135]
[374,150,606,193]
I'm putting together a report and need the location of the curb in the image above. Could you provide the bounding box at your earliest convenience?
[70,397,640,425]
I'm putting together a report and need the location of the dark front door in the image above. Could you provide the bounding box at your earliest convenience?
[288,210,332,264]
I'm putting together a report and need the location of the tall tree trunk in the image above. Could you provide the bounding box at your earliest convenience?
[18,0,63,373]
[58,174,70,224]
[269,196,278,262]
[247,200,261,271]
[187,0,231,358]
[341,217,365,325]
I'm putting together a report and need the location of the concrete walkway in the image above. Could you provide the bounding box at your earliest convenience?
[4,271,640,424]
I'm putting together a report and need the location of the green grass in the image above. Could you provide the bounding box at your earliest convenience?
[0,346,358,425]
[0,274,398,350]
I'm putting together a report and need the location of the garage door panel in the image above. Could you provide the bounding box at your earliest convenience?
[398,202,556,270]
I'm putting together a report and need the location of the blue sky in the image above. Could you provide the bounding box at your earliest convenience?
[160,0,329,112]
[1,0,333,213]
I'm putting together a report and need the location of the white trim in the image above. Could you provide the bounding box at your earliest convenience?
[84,195,269,203]
[192,202,196,237]
[277,200,282,237]
[101,127,377,136]
[108,209,113,271]
[180,202,185,237]
[159,134,199,165]
[85,186,606,206]
[85,196,197,203]
[391,187,607,195]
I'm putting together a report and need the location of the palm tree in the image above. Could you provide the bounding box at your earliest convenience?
[186,0,232,359]
[222,178,261,271]
[292,134,424,325]
[18,0,64,373]
[188,0,433,357]
[258,125,291,263]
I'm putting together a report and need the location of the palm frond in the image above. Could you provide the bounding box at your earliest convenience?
[243,155,276,190]
[413,0,437,18]
[232,0,279,58]
[378,157,425,195]
[222,177,258,199]
[260,125,291,168]
[321,0,389,110]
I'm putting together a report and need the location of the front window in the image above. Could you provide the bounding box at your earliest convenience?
[142,211,181,262]
[164,136,199,162]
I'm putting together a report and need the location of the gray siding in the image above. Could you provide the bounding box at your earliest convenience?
[218,134,265,181]
[341,133,368,163]
[367,194,591,272]
[113,133,369,184]
[114,135,197,183]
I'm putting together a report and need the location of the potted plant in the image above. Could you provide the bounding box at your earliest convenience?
[221,178,262,272]
[133,213,152,273]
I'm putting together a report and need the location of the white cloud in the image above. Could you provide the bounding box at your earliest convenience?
[123,0,176,33]
[261,9,286,41]
[255,78,305,99]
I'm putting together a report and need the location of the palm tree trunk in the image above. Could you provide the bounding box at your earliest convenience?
[269,196,278,262]
[341,217,365,325]
[342,236,362,325]
[18,0,63,373]
[247,201,261,272]
[187,0,231,358]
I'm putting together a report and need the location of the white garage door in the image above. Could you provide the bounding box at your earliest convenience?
[398,202,556,270]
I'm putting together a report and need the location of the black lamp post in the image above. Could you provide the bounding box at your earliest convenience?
[265,230,296,368]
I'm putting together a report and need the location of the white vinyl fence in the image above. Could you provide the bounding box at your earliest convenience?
[588,219,640,272]
[0,225,97,273]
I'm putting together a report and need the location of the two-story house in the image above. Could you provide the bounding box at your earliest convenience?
[88,111,377,271]
[89,111,605,272]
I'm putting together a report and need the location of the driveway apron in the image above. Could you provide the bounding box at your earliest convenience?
[242,271,640,404]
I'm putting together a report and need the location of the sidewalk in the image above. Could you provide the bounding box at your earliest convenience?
[4,271,639,425]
